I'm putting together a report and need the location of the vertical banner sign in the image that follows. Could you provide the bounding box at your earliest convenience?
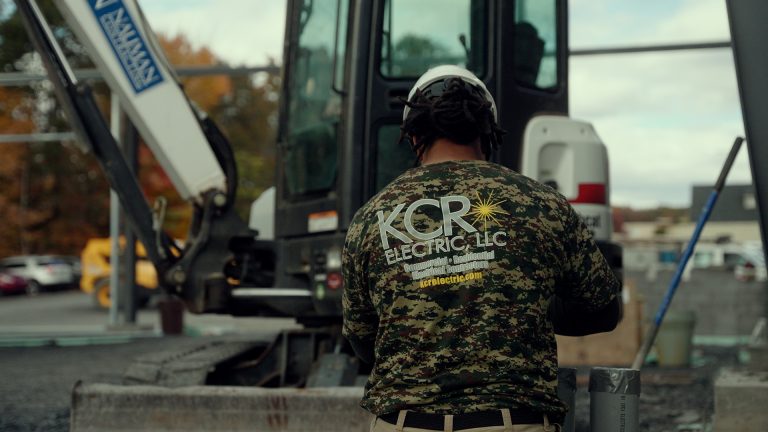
[88,0,164,93]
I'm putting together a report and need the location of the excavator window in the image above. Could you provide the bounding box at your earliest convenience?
[514,0,558,90]
[373,0,488,192]
[283,0,350,198]
[380,0,488,78]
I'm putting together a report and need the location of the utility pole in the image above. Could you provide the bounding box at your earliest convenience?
[122,114,139,324]
[108,95,122,326]
[19,158,30,255]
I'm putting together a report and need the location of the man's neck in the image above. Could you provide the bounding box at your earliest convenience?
[420,138,485,165]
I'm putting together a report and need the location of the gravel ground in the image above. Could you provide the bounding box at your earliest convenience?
[573,345,741,432]
[0,340,742,431]
[0,337,213,432]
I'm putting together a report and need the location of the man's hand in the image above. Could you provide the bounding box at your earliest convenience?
[548,293,623,336]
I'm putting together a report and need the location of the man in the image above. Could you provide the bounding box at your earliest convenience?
[343,65,621,432]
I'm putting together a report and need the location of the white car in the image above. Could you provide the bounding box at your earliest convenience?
[0,255,76,294]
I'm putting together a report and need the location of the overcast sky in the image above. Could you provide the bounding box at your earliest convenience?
[139,0,748,209]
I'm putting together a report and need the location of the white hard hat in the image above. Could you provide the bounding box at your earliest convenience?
[402,65,497,123]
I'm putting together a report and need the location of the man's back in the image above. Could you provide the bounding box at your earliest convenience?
[343,159,619,416]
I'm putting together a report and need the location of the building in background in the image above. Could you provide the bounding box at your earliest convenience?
[617,184,763,273]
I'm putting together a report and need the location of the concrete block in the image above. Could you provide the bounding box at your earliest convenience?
[70,382,372,432]
[714,369,768,432]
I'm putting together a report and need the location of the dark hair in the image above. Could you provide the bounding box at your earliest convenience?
[400,77,505,164]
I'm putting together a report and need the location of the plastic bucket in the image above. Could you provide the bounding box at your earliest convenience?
[654,310,696,367]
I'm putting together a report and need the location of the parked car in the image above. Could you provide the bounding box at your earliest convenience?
[0,255,76,294]
[57,255,82,284]
[0,272,28,296]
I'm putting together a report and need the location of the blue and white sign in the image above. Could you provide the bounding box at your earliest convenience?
[88,0,163,93]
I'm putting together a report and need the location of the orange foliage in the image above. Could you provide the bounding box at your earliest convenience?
[0,34,241,256]
[0,87,34,257]
[0,86,33,136]
[158,34,232,111]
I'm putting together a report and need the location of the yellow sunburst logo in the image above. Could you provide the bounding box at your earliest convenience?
[468,191,509,229]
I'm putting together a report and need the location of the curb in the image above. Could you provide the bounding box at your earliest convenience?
[70,383,372,432]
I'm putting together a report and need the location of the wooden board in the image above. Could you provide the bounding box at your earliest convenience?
[556,279,643,367]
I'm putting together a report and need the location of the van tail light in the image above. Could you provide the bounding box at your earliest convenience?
[570,183,607,205]
[326,272,343,290]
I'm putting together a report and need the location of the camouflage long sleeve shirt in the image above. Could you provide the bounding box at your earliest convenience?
[342,160,620,416]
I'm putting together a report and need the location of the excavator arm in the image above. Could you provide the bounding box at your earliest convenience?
[14,0,274,313]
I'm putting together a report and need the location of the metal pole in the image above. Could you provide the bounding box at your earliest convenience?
[727,0,768,333]
[569,41,731,56]
[0,65,281,86]
[123,117,139,324]
[108,94,121,326]
[19,159,29,255]
[0,132,77,143]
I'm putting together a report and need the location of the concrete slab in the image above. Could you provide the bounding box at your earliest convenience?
[70,383,372,432]
[714,369,768,432]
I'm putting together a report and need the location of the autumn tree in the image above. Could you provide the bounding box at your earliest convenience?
[143,34,279,237]
[0,86,34,258]
[210,72,280,220]
[0,1,110,258]
[0,3,280,256]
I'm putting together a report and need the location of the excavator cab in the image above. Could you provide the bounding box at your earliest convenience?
[270,0,570,322]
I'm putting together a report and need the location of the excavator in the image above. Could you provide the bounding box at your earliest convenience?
[17,0,615,387]
[12,0,768,425]
[11,0,631,395]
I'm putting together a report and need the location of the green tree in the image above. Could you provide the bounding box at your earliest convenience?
[392,34,448,76]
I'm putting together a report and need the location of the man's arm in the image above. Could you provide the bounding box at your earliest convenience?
[341,221,379,364]
[548,290,622,336]
[551,205,623,336]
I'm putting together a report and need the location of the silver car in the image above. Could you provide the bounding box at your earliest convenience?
[0,255,76,294]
